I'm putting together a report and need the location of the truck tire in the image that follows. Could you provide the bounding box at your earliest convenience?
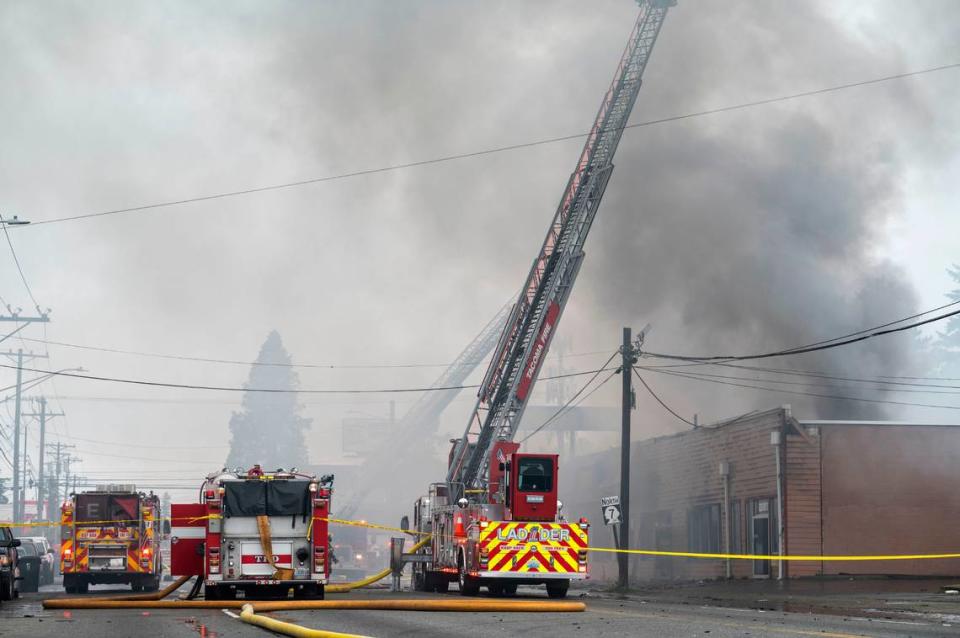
[76,578,89,594]
[0,573,13,600]
[458,554,479,597]
[433,578,449,594]
[144,576,160,592]
[546,580,569,599]
[502,583,518,596]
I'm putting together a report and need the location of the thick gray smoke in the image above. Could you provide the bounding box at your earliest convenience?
[1,0,958,509]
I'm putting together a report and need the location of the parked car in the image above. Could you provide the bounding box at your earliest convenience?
[15,539,42,593]
[20,537,55,585]
[0,526,21,601]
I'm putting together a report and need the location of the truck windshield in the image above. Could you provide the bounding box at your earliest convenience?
[223,480,311,517]
[76,494,140,523]
[516,458,553,492]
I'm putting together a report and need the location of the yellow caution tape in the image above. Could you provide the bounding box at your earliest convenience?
[586,547,960,561]
[8,514,960,562]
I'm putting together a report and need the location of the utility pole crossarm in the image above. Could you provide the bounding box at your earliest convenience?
[447,0,675,494]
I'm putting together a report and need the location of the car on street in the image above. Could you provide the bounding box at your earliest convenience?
[0,526,21,601]
[20,536,56,585]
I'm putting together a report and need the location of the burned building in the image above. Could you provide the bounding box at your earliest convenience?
[566,407,960,582]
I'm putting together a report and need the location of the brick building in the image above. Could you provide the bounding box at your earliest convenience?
[565,407,960,582]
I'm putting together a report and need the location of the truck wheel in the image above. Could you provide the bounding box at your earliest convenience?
[76,579,89,595]
[144,576,160,592]
[131,582,143,593]
[205,584,221,601]
[488,582,504,596]
[433,579,449,594]
[502,583,518,596]
[546,580,569,599]
[458,555,479,596]
[0,573,13,600]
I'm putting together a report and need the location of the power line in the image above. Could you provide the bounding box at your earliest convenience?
[12,334,610,370]
[642,302,960,364]
[519,352,620,443]
[708,362,960,390]
[639,365,960,396]
[0,214,42,310]
[17,62,960,228]
[0,362,614,395]
[644,366,960,412]
[632,367,696,427]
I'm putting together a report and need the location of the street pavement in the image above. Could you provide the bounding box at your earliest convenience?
[1,580,957,637]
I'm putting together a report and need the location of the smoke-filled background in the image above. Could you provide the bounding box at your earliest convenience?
[0,1,958,514]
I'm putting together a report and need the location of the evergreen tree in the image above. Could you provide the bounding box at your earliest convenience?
[933,264,960,377]
[225,331,311,469]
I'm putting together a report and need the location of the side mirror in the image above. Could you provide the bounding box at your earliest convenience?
[10,539,21,548]
[498,462,505,471]
[163,520,172,535]
[400,515,409,531]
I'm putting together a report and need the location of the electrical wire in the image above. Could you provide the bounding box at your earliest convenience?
[637,366,960,396]
[643,302,960,363]
[17,63,960,228]
[708,362,960,390]
[632,367,697,427]
[0,214,42,309]
[0,362,614,395]
[519,352,619,442]
[643,366,960,412]
[10,334,611,370]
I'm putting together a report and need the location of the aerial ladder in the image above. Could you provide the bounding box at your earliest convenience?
[447,0,675,497]
[412,0,675,597]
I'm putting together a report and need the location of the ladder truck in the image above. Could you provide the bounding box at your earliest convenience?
[412,0,675,597]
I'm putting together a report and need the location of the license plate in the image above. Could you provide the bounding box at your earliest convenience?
[294,566,309,578]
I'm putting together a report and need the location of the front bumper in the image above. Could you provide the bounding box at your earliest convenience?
[474,570,587,580]
[205,577,327,586]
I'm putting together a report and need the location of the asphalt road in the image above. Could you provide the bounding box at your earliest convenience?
[1,581,956,637]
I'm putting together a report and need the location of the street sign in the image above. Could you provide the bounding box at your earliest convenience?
[600,495,622,526]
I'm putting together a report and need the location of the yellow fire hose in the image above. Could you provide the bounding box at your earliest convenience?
[240,604,372,638]
[43,598,586,612]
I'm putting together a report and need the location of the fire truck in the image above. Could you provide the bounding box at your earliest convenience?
[412,0,675,597]
[170,466,333,600]
[413,442,589,597]
[60,485,164,593]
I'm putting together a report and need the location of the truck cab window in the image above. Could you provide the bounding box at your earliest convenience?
[517,458,553,492]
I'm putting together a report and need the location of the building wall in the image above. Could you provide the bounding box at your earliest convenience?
[784,429,822,577]
[581,408,789,581]
[820,424,960,576]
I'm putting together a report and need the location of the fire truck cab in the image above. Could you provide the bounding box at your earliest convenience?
[413,442,589,598]
[171,466,333,600]
[60,486,163,594]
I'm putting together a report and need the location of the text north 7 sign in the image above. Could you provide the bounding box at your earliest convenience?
[600,495,622,526]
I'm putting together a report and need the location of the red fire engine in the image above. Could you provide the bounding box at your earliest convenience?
[60,485,164,593]
[171,466,333,600]
[413,0,674,597]
[414,442,588,597]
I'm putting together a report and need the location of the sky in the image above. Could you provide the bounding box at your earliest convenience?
[0,0,958,505]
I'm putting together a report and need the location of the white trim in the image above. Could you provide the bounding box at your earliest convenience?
[171,527,206,539]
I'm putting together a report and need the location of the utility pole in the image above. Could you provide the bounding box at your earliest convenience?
[24,398,64,519]
[2,332,50,523]
[618,328,636,590]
